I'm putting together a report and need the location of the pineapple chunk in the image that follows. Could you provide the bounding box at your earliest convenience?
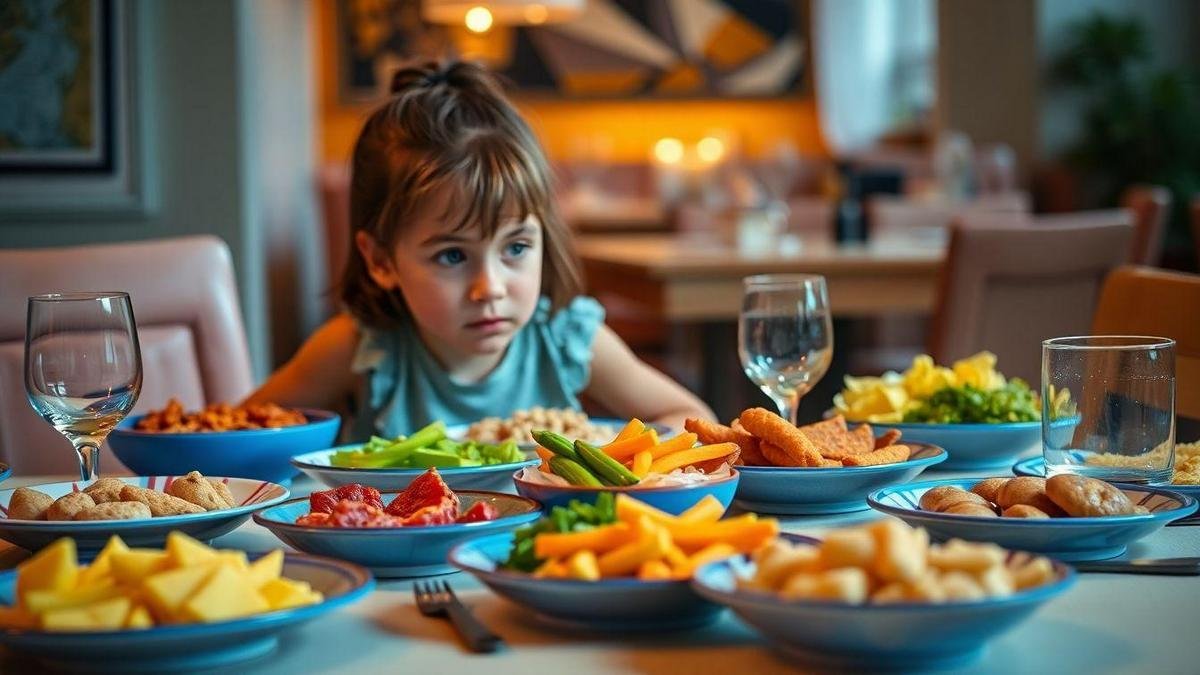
[181,565,268,622]
[142,565,216,622]
[25,583,121,614]
[165,532,218,569]
[246,550,283,588]
[77,536,128,587]
[109,549,169,585]
[125,604,154,629]
[42,596,131,631]
[17,538,78,601]
[217,550,249,571]
[259,578,321,610]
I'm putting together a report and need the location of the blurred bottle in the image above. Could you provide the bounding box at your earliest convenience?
[829,162,865,243]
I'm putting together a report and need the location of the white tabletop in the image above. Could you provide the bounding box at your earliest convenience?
[1,468,1197,674]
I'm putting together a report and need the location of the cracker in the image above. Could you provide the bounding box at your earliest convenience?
[45,492,96,521]
[797,416,852,455]
[874,429,902,449]
[83,477,128,504]
[73,501,152,521]
[119,485,205,516]
[842,444,910,467]
[849,424,875,454]
[738,408,823,467]
[166,471,231,511]
[9,487,54,520]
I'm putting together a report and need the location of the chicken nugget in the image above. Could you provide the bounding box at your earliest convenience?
[685,418,766,466]
[874,429,902,449]
[83,477,128,504]
[842,444,910,467]
[207,478,236,508]
[73,501,152,521]
[738,408,822,467]
[45,491,97,521]
[818,457,844,468]
[119,485,205,516]
[760,441,806,467]
[166,471,230,511]
[9,487,54,520]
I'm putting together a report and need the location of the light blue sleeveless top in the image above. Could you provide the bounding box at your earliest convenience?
[348,296,605,440]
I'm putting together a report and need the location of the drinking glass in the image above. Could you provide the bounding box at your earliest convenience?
[1042,335,1175,484]
[25,293,143,481]
[739,275,833,425]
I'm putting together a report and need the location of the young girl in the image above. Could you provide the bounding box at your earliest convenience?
[247,60,713,439]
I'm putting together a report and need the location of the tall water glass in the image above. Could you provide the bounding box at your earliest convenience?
[25,293,143,481]
[1042,336,1175,484]
[739,275,833,425]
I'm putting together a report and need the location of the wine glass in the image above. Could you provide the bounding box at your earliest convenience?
[25,293,143,481]
[739,275,834,425]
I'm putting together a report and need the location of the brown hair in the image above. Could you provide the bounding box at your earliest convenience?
[340,60,583,329]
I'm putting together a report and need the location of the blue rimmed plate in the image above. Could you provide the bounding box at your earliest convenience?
[0,476,290,554]
[1012,456,1200,499]
[0,463,10,485]
[513,468,739,516]
[0,551,373,672]
[869,417,1078,470]
[449,532,820,632]
[691,554,1075,670]
[734,442,947,515]
[109,409,341,484]
[254,491,541,577]
[868,478,1198,561]
[291,447,538,493]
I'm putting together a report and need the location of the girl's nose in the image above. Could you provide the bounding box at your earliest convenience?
[468,262,506,302]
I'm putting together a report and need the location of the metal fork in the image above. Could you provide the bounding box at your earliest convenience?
[413,580,503,653]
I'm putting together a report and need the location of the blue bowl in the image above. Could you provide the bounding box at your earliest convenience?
[109,410,341,484]
[0,462,9,485]
[868,477,1198,561]
[254,491,541,577]
[0,476,290,554]
[449,531,723,631]
[1012,456,1200,500]
[0,551,373,672]
[734,442,947,515]
[691,554,1075,670]
[869,418,1077,471]
[513,469,740,515]
[291,447,539,493]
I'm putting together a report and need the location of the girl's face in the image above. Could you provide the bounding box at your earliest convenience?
[357,196,544,364]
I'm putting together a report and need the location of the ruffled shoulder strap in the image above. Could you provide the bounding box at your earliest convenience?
[536,295,605,394]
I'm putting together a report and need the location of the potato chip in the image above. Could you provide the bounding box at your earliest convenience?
[874,429,902,449]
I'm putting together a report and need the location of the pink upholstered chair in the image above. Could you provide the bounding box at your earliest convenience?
[0,236,254,474]
[1121,184,1171,266]
[866,192,1030,238]
[928,214,1135,384]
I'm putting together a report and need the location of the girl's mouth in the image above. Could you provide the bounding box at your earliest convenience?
[465,317,511,333]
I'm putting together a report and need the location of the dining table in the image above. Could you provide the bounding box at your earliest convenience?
[1,465,1195,674]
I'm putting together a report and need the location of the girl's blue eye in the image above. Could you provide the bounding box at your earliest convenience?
[434,248,466,266]
[505,241,531,258]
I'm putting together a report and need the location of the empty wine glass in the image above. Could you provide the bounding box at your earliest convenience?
[25,293,143,480]
[739,275,834,425]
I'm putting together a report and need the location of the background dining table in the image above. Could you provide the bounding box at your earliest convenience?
[0,464,1196,674]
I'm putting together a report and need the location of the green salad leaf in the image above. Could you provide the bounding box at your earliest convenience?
[501,493,616,573]
[902,379,1042,424]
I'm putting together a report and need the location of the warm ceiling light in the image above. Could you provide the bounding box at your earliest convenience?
[423,1,584,26]
[654,138,685,165]
[464,6,493,33]
[697,136,725,163]
[523,4,549,24]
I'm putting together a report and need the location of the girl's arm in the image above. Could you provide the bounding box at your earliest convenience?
[582,324,716,429]
[242,313,361,410]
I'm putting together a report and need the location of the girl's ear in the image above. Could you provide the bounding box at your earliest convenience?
[355,231,400,290]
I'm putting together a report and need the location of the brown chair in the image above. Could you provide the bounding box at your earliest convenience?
[1092,265,1200,420]
[928,214,1135,384]
[1121,184,1171,266]
[0,236,254,474]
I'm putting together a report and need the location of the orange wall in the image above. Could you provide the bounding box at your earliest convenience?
[315,1,827,165]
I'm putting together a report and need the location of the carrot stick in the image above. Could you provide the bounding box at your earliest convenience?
[648,432,698,460]
[602,430,658,462]
[610,419,645,444]
[631,450,653,478]
[648,443,738,474]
